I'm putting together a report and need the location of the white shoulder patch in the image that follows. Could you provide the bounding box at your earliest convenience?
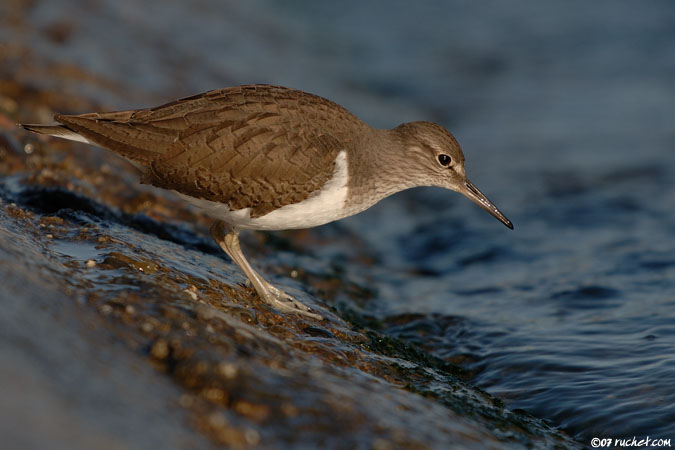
[176,150,351,231]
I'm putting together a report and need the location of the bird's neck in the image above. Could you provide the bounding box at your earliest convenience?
[345,128,419,210]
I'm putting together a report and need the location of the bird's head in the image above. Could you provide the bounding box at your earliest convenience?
[395,121,513,229]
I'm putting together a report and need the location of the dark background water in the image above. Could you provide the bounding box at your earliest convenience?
[4,0,675,445]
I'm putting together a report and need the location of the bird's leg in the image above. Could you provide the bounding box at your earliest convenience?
[210,221,322,319]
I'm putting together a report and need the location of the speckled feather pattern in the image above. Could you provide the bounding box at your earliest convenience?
[55,85,373,218]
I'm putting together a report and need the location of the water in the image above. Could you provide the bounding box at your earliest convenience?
[329,2,675,441]
[273,1,675,441]
[3,0,675,446]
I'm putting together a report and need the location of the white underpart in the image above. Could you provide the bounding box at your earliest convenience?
[51,128,93,144]
[62,133,91,144]
[178,150,351,231]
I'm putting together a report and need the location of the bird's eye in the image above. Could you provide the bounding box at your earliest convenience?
[438,154,452,166]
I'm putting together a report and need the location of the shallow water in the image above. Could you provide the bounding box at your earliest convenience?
[303,1,675,442]
[2,0,675,447]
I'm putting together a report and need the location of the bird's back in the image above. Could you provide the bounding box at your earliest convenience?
[52,85,372,217]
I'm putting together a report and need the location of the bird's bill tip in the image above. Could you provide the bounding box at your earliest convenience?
[460,180,513,229]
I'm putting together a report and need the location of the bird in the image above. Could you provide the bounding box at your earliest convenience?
[20,84,513,320]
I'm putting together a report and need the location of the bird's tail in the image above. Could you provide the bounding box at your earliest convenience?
[19,123,91,144]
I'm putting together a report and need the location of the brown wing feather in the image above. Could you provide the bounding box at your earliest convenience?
[143,115,345,217]
[54,85,369,217]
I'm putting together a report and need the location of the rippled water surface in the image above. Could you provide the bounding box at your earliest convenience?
[305,1,675,441]
[3,0,675,446]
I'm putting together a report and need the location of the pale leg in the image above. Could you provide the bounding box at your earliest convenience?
[210,221,322,319]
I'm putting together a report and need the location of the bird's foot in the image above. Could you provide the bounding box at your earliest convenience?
[260,284,323,320]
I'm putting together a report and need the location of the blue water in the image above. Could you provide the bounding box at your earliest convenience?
[10,0,675,443]
[284,1,675,441]
[329,2,675,441]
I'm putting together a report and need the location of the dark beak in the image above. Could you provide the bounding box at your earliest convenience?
[459,180,513,229]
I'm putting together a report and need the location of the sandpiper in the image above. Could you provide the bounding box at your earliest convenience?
[21,84,512,319]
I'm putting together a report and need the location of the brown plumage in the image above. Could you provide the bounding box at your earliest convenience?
[49,85,370,218]
[21,84,512,319]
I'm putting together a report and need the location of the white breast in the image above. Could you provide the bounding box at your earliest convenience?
[177,150,353,230]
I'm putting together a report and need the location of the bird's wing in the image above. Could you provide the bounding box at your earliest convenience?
[143,114,345,218]
[55,85,360,217]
